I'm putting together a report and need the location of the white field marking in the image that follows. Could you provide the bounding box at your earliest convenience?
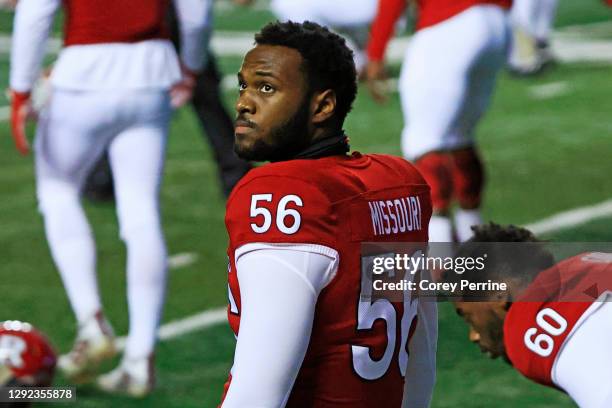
[525,198,612,236]
[2,22,612,63]
[110,198,612,348]
[0,106,8,121]
[221,74,237,92]
[0,36,61,54]
[559,20,612,38]
[114,307,227,351]
[168,252,199,269]
[528,81,570,100]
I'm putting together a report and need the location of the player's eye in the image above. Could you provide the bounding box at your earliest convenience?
[260,84,275,94]
[238,81,247,92]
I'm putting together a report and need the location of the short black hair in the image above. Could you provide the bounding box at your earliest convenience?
[255,20,358,126]
[449,223,555,299]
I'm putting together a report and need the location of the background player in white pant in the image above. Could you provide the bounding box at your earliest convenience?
[449,224,612,408]
[366,0,512,243]
[509,0,559,75]
[9,0,208,396]
[236,0,378,74]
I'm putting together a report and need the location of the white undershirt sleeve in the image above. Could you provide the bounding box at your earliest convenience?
[553,300,612,408]
[10,0,60,92]
[222,244,338,408]
[172,0,213,72]
[402,299,438,408]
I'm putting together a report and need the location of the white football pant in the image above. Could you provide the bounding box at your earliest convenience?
[511,0,558,42]
[271,0,378,72]
[399,5,510,160]
[35,89,170,360]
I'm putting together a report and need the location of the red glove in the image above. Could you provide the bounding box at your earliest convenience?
[9,90,33,155]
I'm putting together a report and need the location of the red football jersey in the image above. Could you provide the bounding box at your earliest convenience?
[63,0,169,46]
[417,0,512,30]
[367,0,512,61]
[504,253,612,388]
[221,153,432,407]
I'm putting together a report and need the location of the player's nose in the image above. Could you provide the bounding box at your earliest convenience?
[469,328,481,343]
[235,92,255,116]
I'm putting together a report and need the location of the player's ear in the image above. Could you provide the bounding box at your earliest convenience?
[311,89,336,124]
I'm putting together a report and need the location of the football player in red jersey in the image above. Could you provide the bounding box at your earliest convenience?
[220,21,437,408]
[9,0,208,396]
[365,0,512,243]
[448,224,612,408]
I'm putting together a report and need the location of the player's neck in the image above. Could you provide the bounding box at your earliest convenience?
[293,128,349,160]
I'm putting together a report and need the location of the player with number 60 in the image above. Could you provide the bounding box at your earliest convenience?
[449,223,612,408]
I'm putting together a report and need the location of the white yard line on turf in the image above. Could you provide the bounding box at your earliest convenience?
[525,198,612,236]
[113,197,612,346]
[529,81,570,100]
[3,24,612,63]
[0,106,8,122]
[168,252,199,269]
[115,307,228,351]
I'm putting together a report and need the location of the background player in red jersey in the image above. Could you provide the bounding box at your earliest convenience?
[9,0,208,396]
[83,0,253,203]
[220,21,437,408]
[366,0,512,243]
[447,224,612,408]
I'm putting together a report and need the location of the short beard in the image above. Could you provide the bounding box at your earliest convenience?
[234,101,311,162]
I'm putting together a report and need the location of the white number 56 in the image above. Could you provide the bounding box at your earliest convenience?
[250,194,303,235]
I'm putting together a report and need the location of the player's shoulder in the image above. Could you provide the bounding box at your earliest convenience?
[227,153,428,208]
[225,160,339,248]
[229,160,331,202]
[365,153,429,188]
[556,252,612,270]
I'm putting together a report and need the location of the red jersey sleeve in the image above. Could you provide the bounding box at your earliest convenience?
[367,0,408,62]
[225,174,338,250]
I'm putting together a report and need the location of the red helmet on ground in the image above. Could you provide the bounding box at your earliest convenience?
[0,321,56,387]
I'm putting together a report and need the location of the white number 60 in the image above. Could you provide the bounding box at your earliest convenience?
[524,308,567,357]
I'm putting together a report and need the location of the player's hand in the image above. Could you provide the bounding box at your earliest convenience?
[170,65,198,109]
[365,60,388,104]
[9,90,34,155]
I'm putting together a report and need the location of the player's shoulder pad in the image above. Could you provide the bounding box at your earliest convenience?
[226,162,337,248]
[368,153,429,186]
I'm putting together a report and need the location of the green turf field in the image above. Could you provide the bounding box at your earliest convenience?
[1,1,612,407]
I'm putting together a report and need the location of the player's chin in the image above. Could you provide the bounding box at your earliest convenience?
[233,136,268,162]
